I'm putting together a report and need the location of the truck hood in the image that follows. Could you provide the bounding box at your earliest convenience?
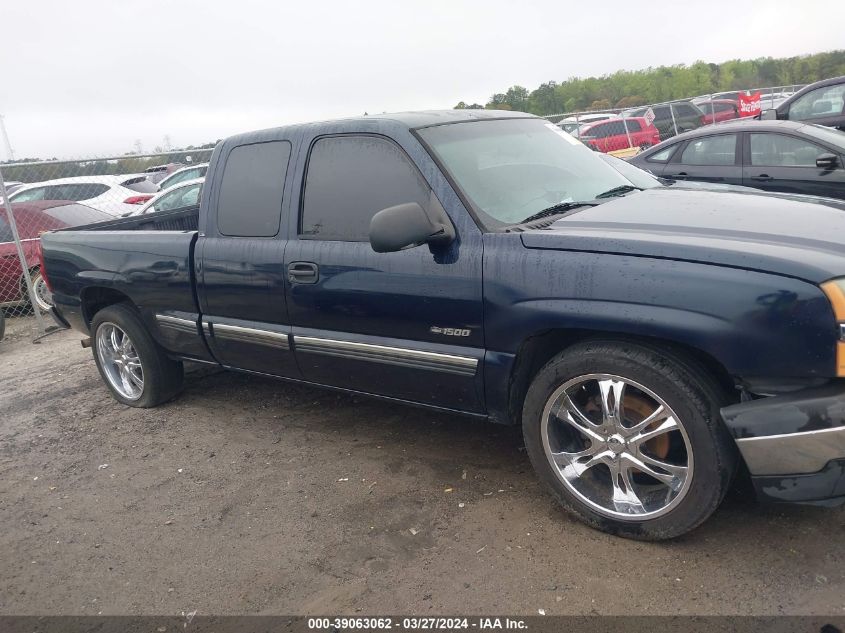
[520,188,845,284]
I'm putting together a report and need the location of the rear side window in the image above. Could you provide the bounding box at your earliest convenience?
[216,141,291,237]
[10,187,47,202]
[647,145,677,162]
[301,135,430,241]
[46,183,110,201]
[679,134,737,166]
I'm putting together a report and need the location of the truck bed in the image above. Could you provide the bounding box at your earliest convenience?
[66,205,199,233]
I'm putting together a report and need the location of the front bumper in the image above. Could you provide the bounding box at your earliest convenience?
[721,384,845,505]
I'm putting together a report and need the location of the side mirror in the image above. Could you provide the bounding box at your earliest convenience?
[816,153,839,170]
[760,109,778,120]
[369,197,455,253]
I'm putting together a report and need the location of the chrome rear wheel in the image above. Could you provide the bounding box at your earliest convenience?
[96,322,144,401]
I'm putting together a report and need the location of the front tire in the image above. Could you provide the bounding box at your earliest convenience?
[91,303,183,407]
[522,340,736,540]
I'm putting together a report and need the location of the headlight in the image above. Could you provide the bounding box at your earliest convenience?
[819,278,845,376]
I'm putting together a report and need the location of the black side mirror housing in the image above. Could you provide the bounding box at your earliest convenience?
[369,193,455,253]
[816,153,839,170]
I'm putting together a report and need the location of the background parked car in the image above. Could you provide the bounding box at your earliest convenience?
[558,112,617,135]
[698,99,740,125]
[155,163,209,191]
[0,201,112,311]
[7,175,158,216]
[761,75,845,131]
[577,117,660,153]
[629,119,845,199]
[128,178,203,216]
[623,101,705,140]
[143,163,185,184]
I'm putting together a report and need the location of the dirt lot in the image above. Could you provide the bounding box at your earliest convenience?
[0,315,843,616]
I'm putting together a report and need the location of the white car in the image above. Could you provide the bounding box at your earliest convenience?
[557,112,618,135]
[156,163,209,192]
[8,175,159,216]
[128,178,204,216]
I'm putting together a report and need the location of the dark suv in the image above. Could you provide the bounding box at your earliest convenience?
[623,101,705,140]
[761,76,845,131]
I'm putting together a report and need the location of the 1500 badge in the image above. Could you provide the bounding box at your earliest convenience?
[430,326,471,337]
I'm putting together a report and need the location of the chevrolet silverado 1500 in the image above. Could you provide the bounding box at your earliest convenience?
[40,110,845,539]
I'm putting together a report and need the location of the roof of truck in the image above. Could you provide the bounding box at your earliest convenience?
[234,109,535,142]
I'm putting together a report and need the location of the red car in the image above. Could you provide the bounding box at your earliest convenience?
[698,99,741,125]
[0,201,112,312]
[577,117,661,153]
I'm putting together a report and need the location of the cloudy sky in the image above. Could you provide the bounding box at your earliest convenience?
[2,0,843,159]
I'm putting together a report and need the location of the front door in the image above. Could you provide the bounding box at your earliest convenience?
[284,134,485,413]
[744,132,845,199]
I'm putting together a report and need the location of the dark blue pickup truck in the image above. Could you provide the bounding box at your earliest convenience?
[41,110,845,539]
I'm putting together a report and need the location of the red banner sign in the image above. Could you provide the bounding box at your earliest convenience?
[738,91,762,117]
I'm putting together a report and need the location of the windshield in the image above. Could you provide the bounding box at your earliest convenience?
[418,118,633,228]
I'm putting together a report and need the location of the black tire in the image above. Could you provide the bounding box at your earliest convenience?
[90,303,183,408]
[522,339,737,540]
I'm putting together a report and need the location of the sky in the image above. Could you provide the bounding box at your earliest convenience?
[1,0,843,159]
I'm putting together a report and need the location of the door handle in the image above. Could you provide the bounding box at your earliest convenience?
[670,172,688,179]
[750,174,773,182]
[288,261,319,284]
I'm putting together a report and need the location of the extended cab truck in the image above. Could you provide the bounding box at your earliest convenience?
[41,110,845,540]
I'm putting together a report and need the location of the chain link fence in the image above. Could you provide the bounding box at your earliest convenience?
[545,84,806,157]
[0,149,213,342]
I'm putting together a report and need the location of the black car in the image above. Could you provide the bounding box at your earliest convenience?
[629,119,845,199]
[761,75,845,131]
[622,101,705,140]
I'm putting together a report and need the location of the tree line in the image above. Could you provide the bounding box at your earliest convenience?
[455,50,845,116]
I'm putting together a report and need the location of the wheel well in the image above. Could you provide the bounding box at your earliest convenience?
[81,287,135,328]
[506,328,737,426]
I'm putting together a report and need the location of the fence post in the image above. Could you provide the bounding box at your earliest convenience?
[669,102,679,137]
[0,167,47,338]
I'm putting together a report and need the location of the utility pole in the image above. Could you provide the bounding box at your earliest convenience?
[0,114,15,162]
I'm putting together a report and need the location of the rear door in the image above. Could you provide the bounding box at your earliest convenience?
[743,132,845,198]
[284,132,485,413]
[663,132,742,184]
[196,139,300,377]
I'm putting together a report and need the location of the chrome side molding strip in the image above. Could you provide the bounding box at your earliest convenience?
[155,314,198,334]
[735,425,845,475]
[206,321,289,350]
[293,335,478,376]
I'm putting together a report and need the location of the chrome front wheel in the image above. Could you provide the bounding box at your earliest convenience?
[96,322,144,401]
[541,373,693,520]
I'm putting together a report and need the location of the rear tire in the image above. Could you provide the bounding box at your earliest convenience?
[30,268,53,312]
[522,339,737,540]
[91,303,183,407]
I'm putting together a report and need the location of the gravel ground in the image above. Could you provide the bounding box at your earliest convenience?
[0,315,843,616]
